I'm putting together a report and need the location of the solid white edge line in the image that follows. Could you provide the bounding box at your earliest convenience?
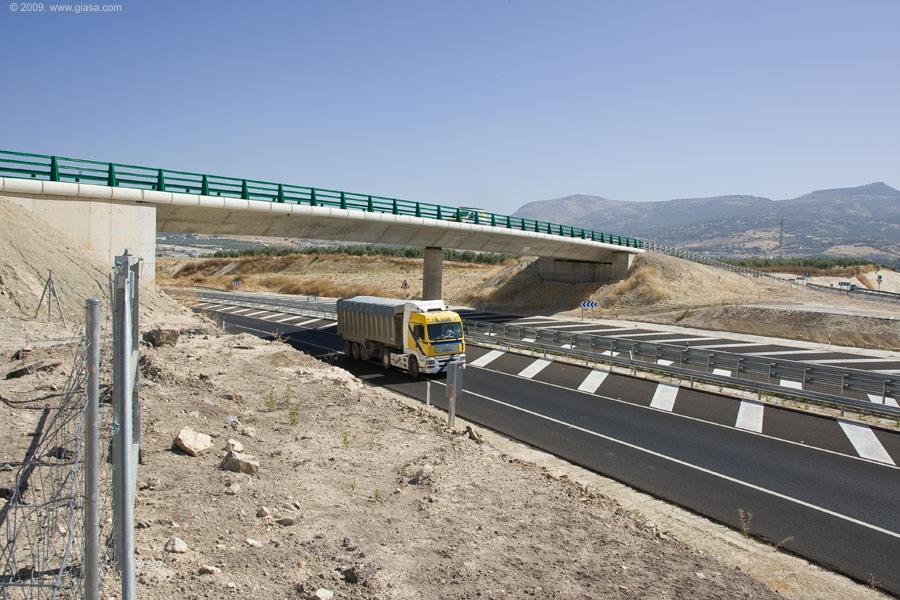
[459,386,900,540]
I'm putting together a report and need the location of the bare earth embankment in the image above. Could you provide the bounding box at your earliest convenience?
[2,198,897,599]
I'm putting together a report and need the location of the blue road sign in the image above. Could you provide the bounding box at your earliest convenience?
[580,301,598,308]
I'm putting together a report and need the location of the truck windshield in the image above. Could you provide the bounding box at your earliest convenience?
[427,322,462,342]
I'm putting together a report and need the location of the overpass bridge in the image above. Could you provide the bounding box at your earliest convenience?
[0,150,643,298]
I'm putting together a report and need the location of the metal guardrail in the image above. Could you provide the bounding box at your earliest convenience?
[177,289,337,321]
[464,321,900,420]
[0,149,643,250]
[646,243,791,281]
[806,282,900,305]
[176,289,900,420]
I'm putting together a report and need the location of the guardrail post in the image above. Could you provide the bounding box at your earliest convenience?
[310,188,317,206]
[367,196,374,212]
[203,175,211,197]
[50,155,60,181]
[340,191,347,209]
[107,163,118,187]
[241,179,249,200]
[415,203,421,217]
[156,169,166,191]
[392,199,399,214]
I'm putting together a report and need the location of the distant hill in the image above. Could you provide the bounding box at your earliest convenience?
[513,183,900,262]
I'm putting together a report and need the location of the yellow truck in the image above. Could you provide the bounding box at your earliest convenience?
[336,296,465,378]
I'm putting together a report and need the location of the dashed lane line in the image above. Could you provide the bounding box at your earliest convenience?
[735,400,765,433]
[650,384,679,412]
[779,379,804,390]
[518,359,552,379]
[469,349,506,368]
[867,394,900,408]
[838,420,896,465]
[577,369,609,393]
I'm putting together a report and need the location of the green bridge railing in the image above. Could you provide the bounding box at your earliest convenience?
[0,150,643,249]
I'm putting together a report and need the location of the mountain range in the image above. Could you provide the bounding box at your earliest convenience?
[512,183,900,262]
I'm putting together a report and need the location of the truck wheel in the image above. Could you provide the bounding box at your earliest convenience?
[342,341,352,356]
[351,342,361,361]
[359,344,370,361]
[381,351,392,370]
[407,356,420,379]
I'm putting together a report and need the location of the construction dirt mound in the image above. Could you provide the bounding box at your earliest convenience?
[0,197,892,599]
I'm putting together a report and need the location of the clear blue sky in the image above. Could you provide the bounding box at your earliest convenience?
[2,0,898,214]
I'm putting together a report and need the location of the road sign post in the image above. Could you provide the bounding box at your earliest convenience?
[579,300,597,320]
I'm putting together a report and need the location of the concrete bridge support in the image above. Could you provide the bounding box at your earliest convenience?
[1,183,158,283]
[537,251,634,284]
[422,247,443,300]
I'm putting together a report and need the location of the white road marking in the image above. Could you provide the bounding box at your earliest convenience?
[779,379,803,390]
[650,384,679,412]
[469,349,506,368]
[838,420,895,465]
[577,369,609,393]
[242,310,270,318]
[560,343,574,349]
[712,368,731,376]
[291,318,322,328]
[538,323,600,330]
[867,393,900,408]
[744,350,826,356]
[317,323,337,330]
[518,359,552,379]
[608,331,675,338]
[217,306,253,313]
[735,401,765,433]
[805,358,900,365]
[461,386,900,540]
[693,343,763,350]
[522,337,536,343]
[652,337,719,343]
[272,314,304,323]
[657,359,673,366]
[191,302,219,309]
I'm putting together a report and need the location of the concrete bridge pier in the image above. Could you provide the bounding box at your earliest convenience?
[422,247,443,300]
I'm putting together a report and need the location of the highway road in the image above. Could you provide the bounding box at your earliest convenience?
[189,297,900,595]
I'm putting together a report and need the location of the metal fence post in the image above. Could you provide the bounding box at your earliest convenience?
[112,251,140,600]
[85,298,101,600]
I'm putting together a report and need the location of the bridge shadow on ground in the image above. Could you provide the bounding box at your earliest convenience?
[462,259,610,316]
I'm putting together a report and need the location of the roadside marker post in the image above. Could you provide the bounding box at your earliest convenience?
[446,362,464,429]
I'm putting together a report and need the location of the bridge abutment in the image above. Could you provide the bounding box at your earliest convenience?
[1,186,157,283]
[537,251,634,284]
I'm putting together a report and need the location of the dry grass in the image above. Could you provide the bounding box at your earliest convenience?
[599,265,668,307]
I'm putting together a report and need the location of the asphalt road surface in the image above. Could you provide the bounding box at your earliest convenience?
[196,303,900,595]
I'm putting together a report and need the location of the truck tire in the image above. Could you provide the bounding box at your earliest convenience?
[351,342,361,361]
[342,341,352,356]
[359,344,370,361]
[381,351,392,370]
[407,356,420,379]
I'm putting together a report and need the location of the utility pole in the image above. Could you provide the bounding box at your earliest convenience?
[779,218,784,258]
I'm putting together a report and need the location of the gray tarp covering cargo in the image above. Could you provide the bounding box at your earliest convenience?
[336,296,405,347]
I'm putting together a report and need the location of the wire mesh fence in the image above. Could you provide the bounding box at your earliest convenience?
[1,319,118,599]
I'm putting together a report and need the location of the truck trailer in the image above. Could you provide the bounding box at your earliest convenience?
[336,296,465,377]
